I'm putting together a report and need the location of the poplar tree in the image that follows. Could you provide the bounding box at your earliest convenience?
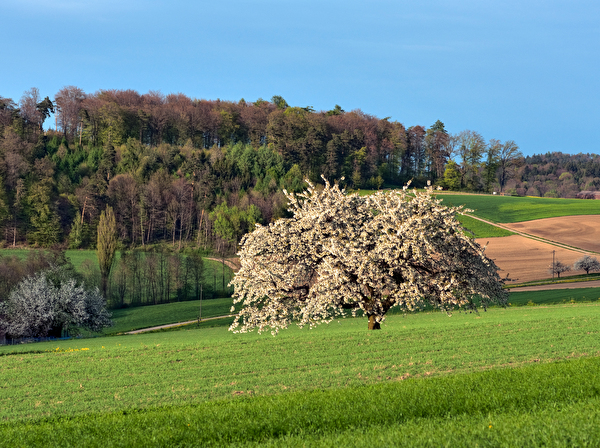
[97,206,117,298]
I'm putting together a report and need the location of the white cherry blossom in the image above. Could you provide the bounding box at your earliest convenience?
[229,178,507,334]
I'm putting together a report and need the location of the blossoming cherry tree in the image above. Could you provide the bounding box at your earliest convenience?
[229,179,507,333]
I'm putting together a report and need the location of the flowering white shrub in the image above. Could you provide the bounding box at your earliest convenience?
[0,268,113,338]
[1,273,57,338]
[229,178,507,334]
[573,255,600,275]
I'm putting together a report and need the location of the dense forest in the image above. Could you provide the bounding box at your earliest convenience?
[1,87,599,254]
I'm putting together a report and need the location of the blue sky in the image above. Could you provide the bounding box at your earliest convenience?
[1,0,598,156]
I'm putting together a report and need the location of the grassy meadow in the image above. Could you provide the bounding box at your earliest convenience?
[357,189,599,236]
[357,189,600,223]
[2,296,600,445]
[0,248,232,277]
[105,297,236,334]
[3,356,600,447]
[509,286,600,306]
[437,193,600,223]
[3,195,600,445]
[455,213,514,238]
[106,286,600,334]
[354,189,515,237]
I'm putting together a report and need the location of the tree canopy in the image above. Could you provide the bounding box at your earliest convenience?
[97,205,117,297]
[229,179,507,333]
[3,86,599,256]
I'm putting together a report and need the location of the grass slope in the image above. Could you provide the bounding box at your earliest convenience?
[455,214,514,238]
[0,248,234,300]
[438,194,600,223]
[0,248,232,278]
[105,297,235,334]
[3,356,600,446]
[509,287,600,306]
[2,304,600,423]
[104,286,600,333]
[356,190,516,237]
[335,189,514,237]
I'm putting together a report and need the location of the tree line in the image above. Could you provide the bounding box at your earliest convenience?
[1,87,599,254]
[504,152,600,198]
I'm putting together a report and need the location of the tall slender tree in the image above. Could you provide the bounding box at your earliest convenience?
[425,120,449,180]
[97,206,117,298]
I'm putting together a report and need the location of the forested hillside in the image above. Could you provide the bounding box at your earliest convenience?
[508,152,600,198]
[0,87,598,253]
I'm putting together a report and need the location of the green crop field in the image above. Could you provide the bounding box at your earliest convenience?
[437,193,600,223]
[509,286,600,306]
[349,189,515,237]
[3,356,600,447]
[455,214,514,238]
[2,301,600,445]
[355,190,587,235]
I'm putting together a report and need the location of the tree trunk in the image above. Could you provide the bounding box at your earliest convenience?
[101,274,110,299]
[367,314,381,330]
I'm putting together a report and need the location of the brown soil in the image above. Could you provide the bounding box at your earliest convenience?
[503,215,600,253]
[475,235,585,284]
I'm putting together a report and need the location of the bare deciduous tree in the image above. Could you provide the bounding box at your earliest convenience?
[55,86,86,140]
[496,140,523,193]
[19,88,43,133]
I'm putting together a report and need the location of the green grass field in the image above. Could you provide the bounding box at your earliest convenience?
[0,248,231,274]
[105,297,235,334]
[342,189,515,237]
[356,189,597,235]
[103,287,600,334]
[101,285,600,332]
[2,300,600,445]
[0,248,234,297]
[455,213,514,238]
[437,193,600,223]
[356,190,600,223]
[3,356,600,447]
[3,196,600,445]
[0,248,108,270]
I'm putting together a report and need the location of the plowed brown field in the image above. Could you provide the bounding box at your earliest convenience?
[475,235,586,284]
[503,215,600,253]
[473,215,600,283]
